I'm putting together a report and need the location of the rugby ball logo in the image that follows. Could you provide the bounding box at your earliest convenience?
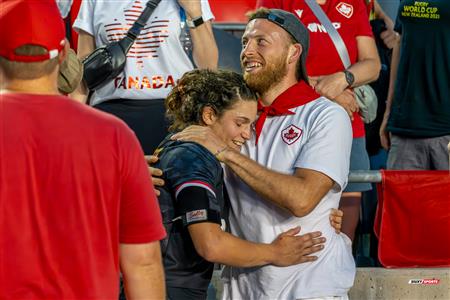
[281,125,303,145]
[336,2,353,18]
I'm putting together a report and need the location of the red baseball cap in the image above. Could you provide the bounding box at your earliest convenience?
[0,0,65,62]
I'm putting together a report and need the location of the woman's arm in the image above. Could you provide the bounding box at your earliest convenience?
[373,0,399,49]
[188,222,325,267]
[349,35,381,86]
[69,30,95,103]
[312,36,381,99]
[190,21,218,69]
[178,0,218,69]
[172,182,324,267]
[380,33,402,149]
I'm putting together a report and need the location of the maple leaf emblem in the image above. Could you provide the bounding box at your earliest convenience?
[281,125,303,145]
[336,2,354,18]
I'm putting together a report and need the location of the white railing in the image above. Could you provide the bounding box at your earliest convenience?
[349,141,450,183]
[348,170,382,183]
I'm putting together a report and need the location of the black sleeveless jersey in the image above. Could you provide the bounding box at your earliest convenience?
[154,136,226,292]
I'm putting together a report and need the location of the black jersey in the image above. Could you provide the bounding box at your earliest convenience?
[154,136,225,293]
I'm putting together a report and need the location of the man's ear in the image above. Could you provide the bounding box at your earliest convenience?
[201,106,218,125]
[287,43,302,65]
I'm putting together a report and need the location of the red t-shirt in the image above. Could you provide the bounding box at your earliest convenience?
[257,0,373,137]
[0,94,166,299]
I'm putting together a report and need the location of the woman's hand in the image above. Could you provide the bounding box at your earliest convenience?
[332,89,359,121]
[270,227,325,266]
[145,155,164,196]
[309,72,349,100]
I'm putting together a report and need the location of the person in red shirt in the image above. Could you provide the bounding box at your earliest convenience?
[257,0,381,241]
[0,0,166,298]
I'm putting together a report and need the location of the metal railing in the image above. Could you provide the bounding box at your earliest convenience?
[213,23,246,31]
[348,142,450,183]
[348,170,382,183]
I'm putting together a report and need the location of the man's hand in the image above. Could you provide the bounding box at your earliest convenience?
[171,125,229,161]
[332,89,359,121]
[330,208,343,234]
[270,227,325,267]
[379,11,399,50]
[310,72,349,100]
[380,29,399,50]
[145,155,164,196]
[373,0,399,50]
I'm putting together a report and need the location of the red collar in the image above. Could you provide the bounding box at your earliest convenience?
[255,81,319,144]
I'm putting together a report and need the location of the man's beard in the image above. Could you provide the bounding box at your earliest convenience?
[243,52,288,95]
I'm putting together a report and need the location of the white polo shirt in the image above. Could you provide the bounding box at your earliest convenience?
[74,0,213,105]
[222,87,355,299]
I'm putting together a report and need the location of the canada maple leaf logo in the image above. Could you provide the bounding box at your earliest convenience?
[281,125,303,145]
[336,2,354,18]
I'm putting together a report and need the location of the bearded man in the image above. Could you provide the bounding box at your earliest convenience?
[173,8,355,299]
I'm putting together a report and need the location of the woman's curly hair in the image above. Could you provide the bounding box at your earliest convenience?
[165,69,257,131]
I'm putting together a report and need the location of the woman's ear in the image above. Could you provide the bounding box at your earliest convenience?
[201,106,217,125]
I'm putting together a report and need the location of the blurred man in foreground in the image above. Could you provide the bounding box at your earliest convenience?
[0,0,166,298]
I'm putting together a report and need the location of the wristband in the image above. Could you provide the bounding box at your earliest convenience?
[186,15,204,28]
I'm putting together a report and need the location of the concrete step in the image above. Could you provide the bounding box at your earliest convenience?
[210,267,450,300]
[350,267,450,300]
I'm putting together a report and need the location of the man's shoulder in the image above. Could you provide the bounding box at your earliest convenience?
[58,98,131,131]
[2,93,121,124]
[44,95,135,140]
[301,96,347,116]
[292,97,351,132]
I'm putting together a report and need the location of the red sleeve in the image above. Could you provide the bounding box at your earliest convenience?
[354,0,373,37]
[118,125,166,244]
[256,0,280,9]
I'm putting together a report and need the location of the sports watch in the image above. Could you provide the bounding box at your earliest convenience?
[343,69,355,87]
[186,16,204,28]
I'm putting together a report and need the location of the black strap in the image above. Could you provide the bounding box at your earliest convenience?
[64,15,73,47]
[127,0,162,40]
